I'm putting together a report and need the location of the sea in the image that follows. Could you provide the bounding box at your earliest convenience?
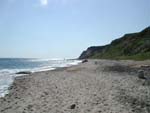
[0,58,81,97]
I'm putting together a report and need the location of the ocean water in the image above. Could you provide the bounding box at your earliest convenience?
[0,58,81,97]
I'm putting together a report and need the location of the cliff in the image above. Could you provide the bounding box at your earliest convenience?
[79,27,150,60]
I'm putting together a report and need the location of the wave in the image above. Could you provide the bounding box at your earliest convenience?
[27,58,66,62]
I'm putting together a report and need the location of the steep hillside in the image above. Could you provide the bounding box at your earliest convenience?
[79,27,150,60]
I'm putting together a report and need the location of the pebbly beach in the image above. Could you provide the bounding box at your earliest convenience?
[0,60,150,113]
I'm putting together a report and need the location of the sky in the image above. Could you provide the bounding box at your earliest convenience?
[0,0,149,58]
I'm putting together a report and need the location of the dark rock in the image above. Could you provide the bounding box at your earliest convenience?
[43,91,48,95]
[98,110,102,113]
[16,71,32,75]
[95,61,98,65]
[27,105,33,110]
[138,70,146,79]
[82,59,88,63]
[70,104,76,109]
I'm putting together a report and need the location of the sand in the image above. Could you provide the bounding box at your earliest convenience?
[0,60,150,113]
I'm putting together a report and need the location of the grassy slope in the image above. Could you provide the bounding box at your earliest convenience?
[81,27,150,60]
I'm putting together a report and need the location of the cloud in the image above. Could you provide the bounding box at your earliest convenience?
[40,0,48,6]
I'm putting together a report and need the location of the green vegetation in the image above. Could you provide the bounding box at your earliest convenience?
[91,52,150,61]
[79,27,150,60]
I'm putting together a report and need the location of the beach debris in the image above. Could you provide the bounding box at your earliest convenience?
[16,71,32,75]
[103,65,133,73]
[70,104,76,109]
[140,65,150,69]
[82,59,88,63]
[138,70,146,79]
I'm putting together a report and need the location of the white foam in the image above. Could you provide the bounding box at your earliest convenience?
[31,66,56,72]
[0,71,15,97]
[68,60,82,65]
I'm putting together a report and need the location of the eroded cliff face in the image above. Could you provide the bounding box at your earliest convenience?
[79,27,150,60]
[79,46,107,59]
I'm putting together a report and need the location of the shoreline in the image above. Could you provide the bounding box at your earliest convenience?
[0,60,150,113]
[0,59,82,98]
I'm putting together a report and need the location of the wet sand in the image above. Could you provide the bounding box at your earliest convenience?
[0,60,150,113]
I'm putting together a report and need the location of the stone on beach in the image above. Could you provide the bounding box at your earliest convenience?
[82,59,88,63]
[16,71,32,75]
[138,70,146,79]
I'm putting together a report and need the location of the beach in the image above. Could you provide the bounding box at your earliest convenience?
[0,60,150,113]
